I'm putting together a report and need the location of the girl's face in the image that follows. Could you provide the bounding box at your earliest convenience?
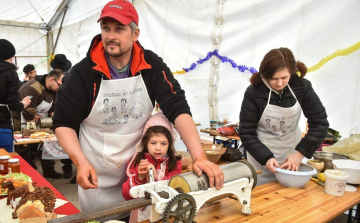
[147,133,169,159]
[268,68,291,92]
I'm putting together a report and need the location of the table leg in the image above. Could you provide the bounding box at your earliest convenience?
[348,208,353,223]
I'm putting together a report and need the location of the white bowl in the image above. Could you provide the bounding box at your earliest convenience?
[274,162,317,188]
[332,160,360,184]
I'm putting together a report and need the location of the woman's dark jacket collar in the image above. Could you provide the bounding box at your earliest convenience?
[253,74,305,99]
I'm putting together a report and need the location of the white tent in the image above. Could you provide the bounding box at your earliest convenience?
[1,0,359,138]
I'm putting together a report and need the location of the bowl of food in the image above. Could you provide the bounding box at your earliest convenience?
[313,151,350,171]
[307,159,325,173]
[202,144,226,164]
[332,159,360,184]
[274,161,317,188]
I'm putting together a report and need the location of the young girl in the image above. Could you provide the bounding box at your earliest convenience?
[122,112,182,223]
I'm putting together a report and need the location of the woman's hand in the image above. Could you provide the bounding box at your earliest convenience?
[266,158,279,172]
[280,151,304,171]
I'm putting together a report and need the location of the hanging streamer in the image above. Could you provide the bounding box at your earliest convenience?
[172,41,360,75]
[307,41,360,73]
[172,49,258,75]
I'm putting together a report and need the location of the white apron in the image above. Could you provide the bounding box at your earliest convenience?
[247,85,302,186]
[78,75,153,220]
[21,100,53,129]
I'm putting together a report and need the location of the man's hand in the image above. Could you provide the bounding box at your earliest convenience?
[280,151,304,171]
[76,160,98,189]
[266,158,279,172]
[34,113,42,121]
[192,157,224,189]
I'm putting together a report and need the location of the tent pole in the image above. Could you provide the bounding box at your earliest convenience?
[52,7,69,55]
[209,0,226,123]
[47,32,54,72]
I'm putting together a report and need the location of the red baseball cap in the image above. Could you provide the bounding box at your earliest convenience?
[98,0,139,26]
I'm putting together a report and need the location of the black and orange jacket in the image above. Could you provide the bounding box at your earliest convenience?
[53,34,191,131]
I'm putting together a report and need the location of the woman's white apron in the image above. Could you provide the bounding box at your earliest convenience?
[78,75,153,220]
[247,85,302,186]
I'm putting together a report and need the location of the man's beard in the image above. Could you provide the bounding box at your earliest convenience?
[105,42,131,58]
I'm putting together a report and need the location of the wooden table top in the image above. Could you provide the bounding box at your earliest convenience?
[200,128,241,141]
[195,181,360,223]
[141,180,360,223]
[14,138,42,145]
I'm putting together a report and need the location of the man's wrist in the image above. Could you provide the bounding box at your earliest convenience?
[193,154,207,162]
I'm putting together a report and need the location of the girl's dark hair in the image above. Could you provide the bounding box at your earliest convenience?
[250,47,307,86]
[133,126,182,172]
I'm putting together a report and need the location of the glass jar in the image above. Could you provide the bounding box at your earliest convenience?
[0,155,10,174]
[8,158,20,173]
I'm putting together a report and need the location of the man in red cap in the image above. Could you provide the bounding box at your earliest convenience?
[53,1,224,219]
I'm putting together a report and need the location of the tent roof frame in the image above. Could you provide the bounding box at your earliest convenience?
[0,0,74,31]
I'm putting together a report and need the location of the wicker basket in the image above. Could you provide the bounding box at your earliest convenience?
[202,144,226,164]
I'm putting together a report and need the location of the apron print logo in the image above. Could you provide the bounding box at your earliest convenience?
[266,117,298,137]
[123,114,129,123]
[103,116,122,126]
[111,107,117,116]
[102,99,147,125]
[130,101,146,119]
[120,98,127,113]
[103,98,110,113]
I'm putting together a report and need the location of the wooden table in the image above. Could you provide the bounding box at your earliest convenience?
[141,180,359,222]
[14,138,42,145]
[195,181,360,223]
[200,128,241,148]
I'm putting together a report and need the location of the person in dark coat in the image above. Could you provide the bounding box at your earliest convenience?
[50,54,72,74]
[50,53,74,180]
[9,63,23,88]
[0,39,31,152]
[239,47,329,185]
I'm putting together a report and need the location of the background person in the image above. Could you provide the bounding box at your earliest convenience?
[239,47,329,185]
[53,0,223,220]
[122,112,182,223]
[0,39,31,152]
[50,54,72,74]
[9,63,23,88]
[22,64,36,84]
[13,69,65,178]
[49,53,73,179]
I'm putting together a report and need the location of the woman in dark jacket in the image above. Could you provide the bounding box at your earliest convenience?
[0,39,31,152]
[239,47,329,185]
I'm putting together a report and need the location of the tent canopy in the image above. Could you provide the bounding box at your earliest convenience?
[1,0,359,138]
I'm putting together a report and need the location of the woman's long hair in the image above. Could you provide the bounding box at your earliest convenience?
[133,126,181,171]
[250,47,307,86]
